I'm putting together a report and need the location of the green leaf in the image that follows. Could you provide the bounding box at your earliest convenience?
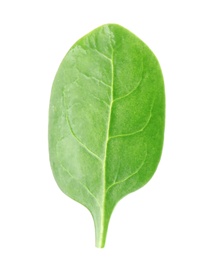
[48,24,165,248]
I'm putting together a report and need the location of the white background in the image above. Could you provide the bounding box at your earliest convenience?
[0,0,210,259]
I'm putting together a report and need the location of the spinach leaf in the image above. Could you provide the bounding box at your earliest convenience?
[49,24,165,248]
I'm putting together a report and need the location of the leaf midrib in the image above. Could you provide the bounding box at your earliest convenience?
[100,47,114,237]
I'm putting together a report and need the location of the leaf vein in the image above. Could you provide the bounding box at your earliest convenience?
[93,48,112,61]
[62,92,103,162]
[100,44,114,239]
[81,73,111,89]
[109,108,153,140]
[60,164,101,208]
[90,94,109,107]
[65,114,102,161]
[113,77,143,103]
[106,148,148,193]
[113,56,144,103]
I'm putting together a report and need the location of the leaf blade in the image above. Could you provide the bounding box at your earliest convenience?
[49,24,165,248]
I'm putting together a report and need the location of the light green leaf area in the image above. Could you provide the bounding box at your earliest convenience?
[49,24,165,248]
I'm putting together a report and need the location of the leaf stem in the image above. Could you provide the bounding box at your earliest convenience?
[94,206,112,248]
[95,217,108,248]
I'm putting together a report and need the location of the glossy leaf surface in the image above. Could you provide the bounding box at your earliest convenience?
[49,24,165,247]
